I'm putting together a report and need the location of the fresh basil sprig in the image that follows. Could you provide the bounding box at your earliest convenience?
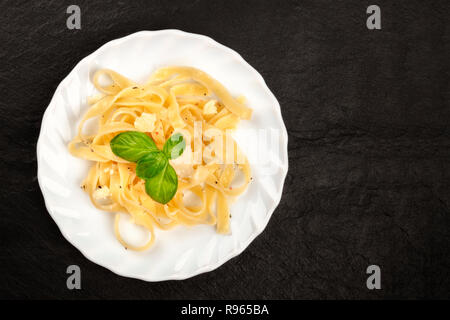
[110,131,186,204]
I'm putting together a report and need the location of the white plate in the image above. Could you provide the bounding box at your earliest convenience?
[37,30,288,281]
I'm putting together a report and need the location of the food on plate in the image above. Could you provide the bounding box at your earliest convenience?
[68,66,252,250]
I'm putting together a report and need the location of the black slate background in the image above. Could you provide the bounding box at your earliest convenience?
[0,0,449,299]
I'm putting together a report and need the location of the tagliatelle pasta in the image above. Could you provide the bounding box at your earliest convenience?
[68,66,252,251]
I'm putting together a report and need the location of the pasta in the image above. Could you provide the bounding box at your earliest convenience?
[68,66,252,251]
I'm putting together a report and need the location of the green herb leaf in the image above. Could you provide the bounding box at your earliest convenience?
[110,131,183,204]
[110,131,158,162]
[145,163,178,204]
[136,152,168,180]
[163,133,186,160]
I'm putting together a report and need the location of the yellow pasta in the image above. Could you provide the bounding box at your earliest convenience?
[68,66,252,250]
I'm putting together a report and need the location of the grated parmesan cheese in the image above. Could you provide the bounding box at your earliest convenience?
[203,100,218,115]
[134,113,157,132]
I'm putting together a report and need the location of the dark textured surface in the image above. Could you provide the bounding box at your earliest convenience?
[0,0,449,299]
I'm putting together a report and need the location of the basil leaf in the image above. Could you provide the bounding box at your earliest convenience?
[136,152,168,180]
[145,163,178,204]
[110,131,181,204]
[110,131,158,162]
[163,133,186,160]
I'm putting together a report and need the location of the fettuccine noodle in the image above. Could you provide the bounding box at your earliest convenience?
[68,66,252,251]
